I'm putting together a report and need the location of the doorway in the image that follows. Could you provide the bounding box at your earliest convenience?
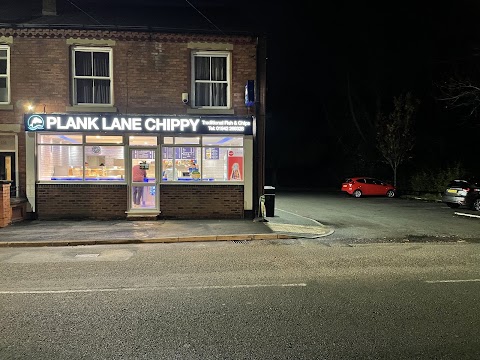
[129,148,158,212]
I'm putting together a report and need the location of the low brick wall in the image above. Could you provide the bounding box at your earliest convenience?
[36,184,128,220]
[160,185,244,219]
[35,184,245,220]
[0,183,12,227]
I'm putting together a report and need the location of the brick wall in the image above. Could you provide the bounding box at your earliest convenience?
[160,185,244,219]
[36,184,128,220]
[1,28,257,117]
[0,183,12,227]
[35,184,245,220]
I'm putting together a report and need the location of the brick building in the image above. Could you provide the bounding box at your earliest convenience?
[0,1,266,221]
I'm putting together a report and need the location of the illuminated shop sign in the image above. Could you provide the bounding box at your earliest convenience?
[24,114,253,135]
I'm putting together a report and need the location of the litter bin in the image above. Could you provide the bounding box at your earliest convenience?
[264,186,275,217]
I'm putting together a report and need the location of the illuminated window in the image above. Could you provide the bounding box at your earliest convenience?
[72,47,112,105]
[129,136,158,146]
[38,134,83,144]
[161,136,243,182]
[0,45,10,104]
[192,51,230,108]
[175,137,200,145]
[84,145,124,181]
[37,134,125,182]
[86,135,123,144]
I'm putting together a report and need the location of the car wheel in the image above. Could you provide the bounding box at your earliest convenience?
[446,203,460,209]
[471,198,480,211]
[386,190,395,198]
[353,189,362,198]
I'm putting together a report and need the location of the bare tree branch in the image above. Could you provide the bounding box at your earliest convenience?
[437,77,480,117]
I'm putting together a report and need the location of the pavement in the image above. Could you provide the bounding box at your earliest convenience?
[0,208,335,248]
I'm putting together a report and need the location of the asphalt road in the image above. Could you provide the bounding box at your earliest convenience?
[1,240,479,359]
[273,190,480,243]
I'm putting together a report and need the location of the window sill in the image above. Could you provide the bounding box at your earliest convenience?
[187,108,234,115]
[66,105,118,113]
[0,104,13,111]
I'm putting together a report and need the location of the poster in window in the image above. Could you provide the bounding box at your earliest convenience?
[227,149,243,181]
[205,147,219,160]
[162,148,174,159]
[180,147,195,159]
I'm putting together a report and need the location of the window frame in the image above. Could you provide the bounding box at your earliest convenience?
[0,45,11,104]
[71,46,113,106]
[191,50,231,109]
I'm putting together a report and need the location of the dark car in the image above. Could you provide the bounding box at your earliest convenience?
[442,179,480,211]
[341,177,396,198]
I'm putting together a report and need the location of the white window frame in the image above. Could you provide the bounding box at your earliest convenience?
[191,51,231,109]
[72,46,113,106]
[0,45,11,104]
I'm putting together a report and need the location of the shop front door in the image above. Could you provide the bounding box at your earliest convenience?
[129,148,158,212]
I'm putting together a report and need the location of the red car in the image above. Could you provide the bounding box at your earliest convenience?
[341,177,396,198]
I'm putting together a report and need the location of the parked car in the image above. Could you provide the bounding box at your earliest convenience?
[442,179,480,211]
[341,177,396,198]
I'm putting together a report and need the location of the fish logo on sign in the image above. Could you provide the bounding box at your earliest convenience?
[26,115,45,131]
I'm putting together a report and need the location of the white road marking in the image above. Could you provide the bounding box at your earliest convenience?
[454,212,480,219]
[426,279,480,284]
[0,283,307,294]
[276,208,324,226]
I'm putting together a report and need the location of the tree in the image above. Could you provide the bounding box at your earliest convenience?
[437,76,480,123]
[376,93,419,187]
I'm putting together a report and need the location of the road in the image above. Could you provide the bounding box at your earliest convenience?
[273,190,480,243]
[1,239,480,359]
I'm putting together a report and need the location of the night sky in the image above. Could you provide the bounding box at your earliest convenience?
[262,1,480,188]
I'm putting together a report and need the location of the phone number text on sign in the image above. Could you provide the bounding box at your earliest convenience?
[208,126,245,131]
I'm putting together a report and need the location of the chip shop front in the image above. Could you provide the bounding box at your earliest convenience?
[24,113,254,220]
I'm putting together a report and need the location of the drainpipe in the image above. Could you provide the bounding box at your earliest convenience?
[254,34,267,218]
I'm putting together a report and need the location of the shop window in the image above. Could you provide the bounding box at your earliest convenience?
[72,47,112,105]
[203,147,243,181]
[175,137,200,145]
[162,147,202,181]
[202,136,243,147]
[191,51,230,108]
[0,45,10,104]
[84,146,124,181]
[38,145,83,181]
[86,135,123,144]
[38,133,83,144]
[161,135,243,183]
[129,136,157,146]
[36,134,125,182]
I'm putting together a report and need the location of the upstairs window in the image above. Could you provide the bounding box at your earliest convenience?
[0,45,10,104]
[72,47,112,105]
[192,51,230,108]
